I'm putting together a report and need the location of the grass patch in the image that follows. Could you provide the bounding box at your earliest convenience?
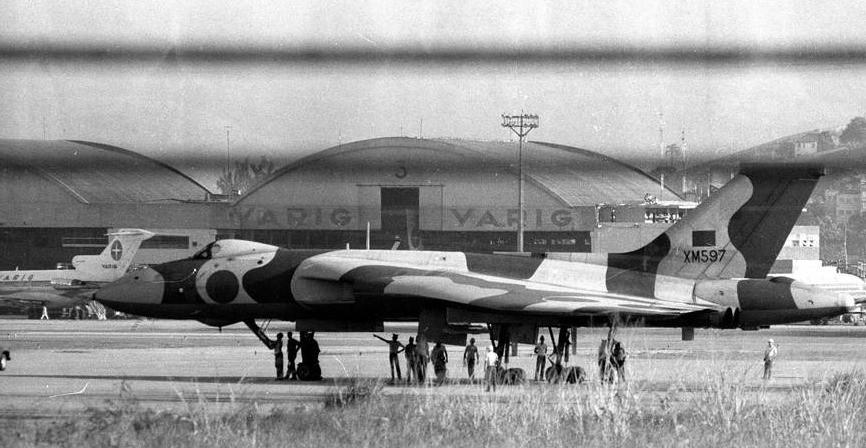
[5,371,866,447]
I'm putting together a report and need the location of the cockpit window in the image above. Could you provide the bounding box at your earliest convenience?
[190,240,274,260]
[192,242,215,260]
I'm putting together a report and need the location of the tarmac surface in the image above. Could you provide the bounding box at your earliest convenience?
[3,319,866,419]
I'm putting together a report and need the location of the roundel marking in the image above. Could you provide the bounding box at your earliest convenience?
[206,270,240,304]
[110,240,123,261]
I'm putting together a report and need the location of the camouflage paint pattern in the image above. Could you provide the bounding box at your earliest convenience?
[95,165,853,329]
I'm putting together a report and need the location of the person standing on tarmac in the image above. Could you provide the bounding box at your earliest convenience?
[463,338,479,382]
[272,332,284,380]
[431,341,448,385]
[308,332,321,374]
[562,329,572,364]
[374,333,405,382]
[609,339,627,383]
[404,336,417,384]
[598,339,613,383]
[285,332,300,380]
[763,339,778,380]
[484,346,499,392]
[534,336,548,381]
[416,335,430,383]
[299,331,322,380]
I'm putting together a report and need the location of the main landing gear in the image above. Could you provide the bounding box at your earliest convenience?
[243,320,322,381]
[487,324,527,385]
[487,324,587,386]
[544,326,586,384]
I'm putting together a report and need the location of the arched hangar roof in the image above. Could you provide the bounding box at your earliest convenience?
[0,139,211,203]
[238,137,680,206]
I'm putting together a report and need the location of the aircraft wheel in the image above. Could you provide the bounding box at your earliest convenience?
[494,366,506,382]
[502,368,526,385]
[565,366,586,384]
[296,363,321,381]
[545,366,560,383]
[296,363,312,381]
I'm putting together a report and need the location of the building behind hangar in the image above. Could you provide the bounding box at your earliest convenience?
[0,137,687,269]
[232,137,686,253]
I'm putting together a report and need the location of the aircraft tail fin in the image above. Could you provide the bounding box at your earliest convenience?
[70,229,155,282]
[605,165,822,296]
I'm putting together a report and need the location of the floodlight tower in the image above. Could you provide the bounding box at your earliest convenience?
[501,113,539,253]
[225,124,233,173]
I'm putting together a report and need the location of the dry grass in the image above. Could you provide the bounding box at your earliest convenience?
[4,371,866,448]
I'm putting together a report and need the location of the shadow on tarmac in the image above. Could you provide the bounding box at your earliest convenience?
[1,374,492,387]
[1,374,804,394]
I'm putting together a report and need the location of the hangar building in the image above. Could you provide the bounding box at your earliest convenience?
[0,139,219,269]
[0,137,686,269]
[231,137,686,253]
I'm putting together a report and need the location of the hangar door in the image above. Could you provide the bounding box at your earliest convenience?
[381,188,419,246]
[356,184,443,249]
[379,186,443,249]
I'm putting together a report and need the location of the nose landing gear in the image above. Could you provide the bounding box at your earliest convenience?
[244,320,322,381]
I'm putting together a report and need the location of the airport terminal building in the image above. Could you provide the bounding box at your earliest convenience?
[0,137,688,269]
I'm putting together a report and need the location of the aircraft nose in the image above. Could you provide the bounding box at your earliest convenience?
[95,267,165,306]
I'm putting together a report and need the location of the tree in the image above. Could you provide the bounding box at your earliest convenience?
[216,156,276,196]
[839,116,866,145]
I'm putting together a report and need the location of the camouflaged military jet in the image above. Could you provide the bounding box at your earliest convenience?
[95,165,854,357]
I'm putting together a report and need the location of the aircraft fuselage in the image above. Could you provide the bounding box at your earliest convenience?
[95,246,853,330]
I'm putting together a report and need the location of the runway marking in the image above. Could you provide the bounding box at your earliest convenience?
[49,381,89,399]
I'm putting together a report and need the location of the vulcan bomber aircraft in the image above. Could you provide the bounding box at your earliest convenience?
[95,165,854,373]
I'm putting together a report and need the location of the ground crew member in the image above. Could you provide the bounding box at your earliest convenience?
[562,329,571,363]
[299,331,322,380]
[285,331,300,380]
[0,347,9,371]
[272,332,284,380]
[404,336,417,384]
[484,346,498,392]
[431,341,448,385]
[415,335,430,383]
[598,339,613,383]
[374,333,405,382]
[763,339,778,380]
[534,335,548,381]
[610,339,627,383]
[309,332,321,376]
[463,338,479,381]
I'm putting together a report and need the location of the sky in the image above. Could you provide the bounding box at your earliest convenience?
[4,1,866,183]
